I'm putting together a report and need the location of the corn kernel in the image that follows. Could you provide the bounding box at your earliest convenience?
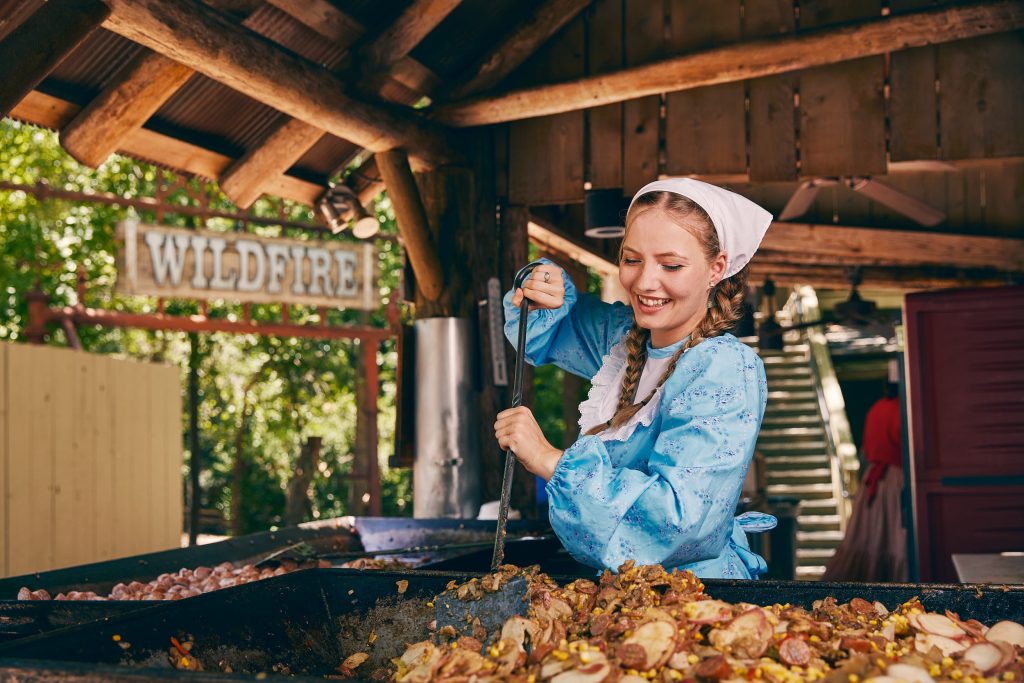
[809,635,821,642]
[528,676,536,683]
[951,669,963,680]
[181,658,189,667]
[112,635,121,642]
[930,664,942,677]
[943,657,954,668]
[848,675,859,683]
[1004,674,1016,682]
[687,654,699,665]
[426,601,434,607]
[553,651,569,661]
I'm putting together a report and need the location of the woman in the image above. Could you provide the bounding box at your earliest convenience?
[494,178,776,579]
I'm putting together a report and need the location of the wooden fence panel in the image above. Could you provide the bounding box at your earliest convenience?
[0,343,182,577]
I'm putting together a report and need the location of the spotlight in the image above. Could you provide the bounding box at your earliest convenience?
[584,188,627,239]
[318,184,379,238]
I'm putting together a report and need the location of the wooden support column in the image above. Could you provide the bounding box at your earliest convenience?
[0,0,110,117]
[377,149,446,302]
[101,0,456,167]
[60,52,194,168]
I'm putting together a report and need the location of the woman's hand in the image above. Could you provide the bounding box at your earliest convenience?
[494,406,563,481]
[511,264,565,311]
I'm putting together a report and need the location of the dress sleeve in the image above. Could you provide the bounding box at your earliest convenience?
[503,258,634,379]
[544,340,768,570]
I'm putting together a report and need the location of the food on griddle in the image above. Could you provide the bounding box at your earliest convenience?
[392,562,1024,683]
[16,558,331,601]
[341,557,420,570]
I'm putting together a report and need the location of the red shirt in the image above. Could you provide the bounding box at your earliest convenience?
[862,396,902,468]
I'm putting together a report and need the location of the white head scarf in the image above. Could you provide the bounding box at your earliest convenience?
[627,178,773,279]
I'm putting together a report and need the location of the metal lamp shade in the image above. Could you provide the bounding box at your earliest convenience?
[584,188,627,238]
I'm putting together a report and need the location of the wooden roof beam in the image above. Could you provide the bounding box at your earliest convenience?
[444,0,594,101]
[59,52,193,168]
[100,0,457,168]
[0,0,110,117]
[434,0,1024,127]
[220,0,459,209]
[11,90,325,206]
[745,264,1014,291]
[760,223,1024,273]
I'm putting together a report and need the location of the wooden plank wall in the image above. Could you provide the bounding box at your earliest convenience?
[0,343,182,578]
[498,0,1024,238]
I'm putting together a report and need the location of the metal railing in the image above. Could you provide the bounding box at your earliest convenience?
[784,287,860,531]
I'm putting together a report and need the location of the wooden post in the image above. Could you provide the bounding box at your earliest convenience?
[364,339,382,516]
[285,436,322,525]
[0,0,110,117]
[376,149,446,302]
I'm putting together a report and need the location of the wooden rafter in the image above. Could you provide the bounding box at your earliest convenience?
[361,0,461,74]
[760,223,1024,273]
[219,0,460,208]
[10,90,324,206]
[100,0,456,166]
[59,52,194,168]
[745,264,1013,291]
[433,0,1024,126]
[443,0,594,101]
[0,0,110,117]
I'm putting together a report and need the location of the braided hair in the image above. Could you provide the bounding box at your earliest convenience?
[584,192,749,436]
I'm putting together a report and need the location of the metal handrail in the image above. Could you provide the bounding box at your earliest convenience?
[784,288,860,532]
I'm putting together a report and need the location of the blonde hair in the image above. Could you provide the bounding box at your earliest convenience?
[584,192,749,436]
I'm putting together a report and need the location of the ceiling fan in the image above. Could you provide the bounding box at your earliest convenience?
[778,176,946,227]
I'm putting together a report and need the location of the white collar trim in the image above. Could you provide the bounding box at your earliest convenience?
[578,337,668,442]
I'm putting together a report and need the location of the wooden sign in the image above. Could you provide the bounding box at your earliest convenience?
[116,221,379,309]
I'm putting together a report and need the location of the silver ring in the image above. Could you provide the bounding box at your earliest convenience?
[543,271,550,283]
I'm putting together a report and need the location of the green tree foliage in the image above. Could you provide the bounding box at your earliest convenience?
[0,120,411,533]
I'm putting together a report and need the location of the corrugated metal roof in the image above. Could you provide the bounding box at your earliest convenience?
[46,29,146,101]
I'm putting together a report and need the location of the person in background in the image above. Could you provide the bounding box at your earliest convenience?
[823,359,907,581]
[494,178,777,579]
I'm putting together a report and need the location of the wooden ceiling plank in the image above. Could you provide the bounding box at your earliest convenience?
[433,0,1024,127]
[0,0,110,117]
[60,52,194,168]
[101,0,456,167]
[444,0,595,101]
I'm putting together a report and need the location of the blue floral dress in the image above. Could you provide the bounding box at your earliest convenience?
[504,261,774,579]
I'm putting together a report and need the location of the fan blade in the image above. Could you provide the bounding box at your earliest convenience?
[778,181,821,221]
[851,178,946,226]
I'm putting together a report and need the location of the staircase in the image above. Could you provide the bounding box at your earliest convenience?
[756,342,846,580]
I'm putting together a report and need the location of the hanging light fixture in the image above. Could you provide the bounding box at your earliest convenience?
[318,184,380,238]
[584,188,628,239]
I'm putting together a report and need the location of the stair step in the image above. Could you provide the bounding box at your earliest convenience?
[796,565,826,580]
[768,378,817,391]
[796,530,845,548]
[759,344,809,355]
[758,441,829,454]
[758,427,826,441]
[760,354,810,365]
[766,483,835,499]
[764,403,820,417]
[766,468,833,484]
[764,367,813,379]
[794,498,841,515]
[797,547,838,563]
[766,390,817,401]
[760,454,830,469]
[761,414,822,428]
[797,514,842,531]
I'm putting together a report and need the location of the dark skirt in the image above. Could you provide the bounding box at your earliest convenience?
[822,466,908,582]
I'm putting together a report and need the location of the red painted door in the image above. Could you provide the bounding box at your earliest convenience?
[903,285,1024,582]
